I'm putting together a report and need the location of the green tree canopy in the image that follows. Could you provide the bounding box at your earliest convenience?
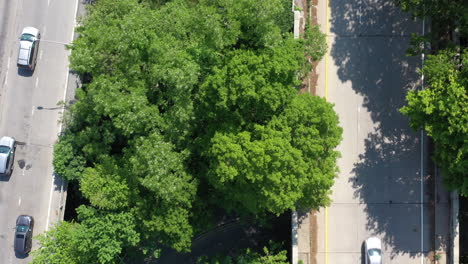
[32,207,139,264]
[31,221,79,264]
[47,0,334,261]
[197,242,288,264]
[206,94,342,215]
[401,50,468,195]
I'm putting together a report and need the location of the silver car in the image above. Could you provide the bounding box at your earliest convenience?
[17,27,40,71]
[365,236,383,264]
[0,136,16,176]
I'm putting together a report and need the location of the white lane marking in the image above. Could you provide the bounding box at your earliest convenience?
[4,57,10,86]
[45,173,55,231]
[73,0,79,35]
[18,197,21,206]
[46,0,80,231]
[43,26,47,37]
[48,0,50,6]
[39,49,43,60]
[35,77,39,88]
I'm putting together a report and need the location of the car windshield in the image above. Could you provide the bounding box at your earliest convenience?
[20,33,35,42]
[16,225,28,232]
[16,234,25,239]
[0,146,10,154]
[368,248,382,257]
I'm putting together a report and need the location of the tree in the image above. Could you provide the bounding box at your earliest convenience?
[206,94,342,215]
[276,94,343,210]
[73,206,140,264]
[31,222,79,264]
[46,0,335,261]
[125,132,197,252]
[196,36,304,131]
[395,0,468,51]
[197,242,288,264]
[400,50,468,196]
[32,207,139,264]
[80,156,132,210]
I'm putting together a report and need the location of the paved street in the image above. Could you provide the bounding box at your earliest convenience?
[0,0,78,262]
[309,0,450,263]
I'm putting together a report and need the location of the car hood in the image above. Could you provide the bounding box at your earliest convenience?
[369,255,382,264]
[21,27,39,37]
[366,237,382,249]
[0,137,14,148]
[17,216,31,226]
[0,153,7,174]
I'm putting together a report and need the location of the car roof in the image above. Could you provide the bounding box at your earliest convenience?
[21,27,39,37]
[18,41,32,65]
[366,236,382,249]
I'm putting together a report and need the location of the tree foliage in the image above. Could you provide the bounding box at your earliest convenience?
[44,0,336,261]
[400,50,468,195]
[197,242,288,264]
[31,221,79,264]
[206,94,342,215]
[31,207,139,264]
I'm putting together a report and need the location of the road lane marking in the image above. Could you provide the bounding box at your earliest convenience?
[45,173,55,231]
[46,0,80,231]
[18,197,21,206]
[4,57,10,86]
[39,49,43,60]
[35,77,39,88]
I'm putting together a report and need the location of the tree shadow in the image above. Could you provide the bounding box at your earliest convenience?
[329,0,427,259]
[156,212,291,264]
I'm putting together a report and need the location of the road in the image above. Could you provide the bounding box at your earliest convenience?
[311,0,450,263]
[0,0,78,262]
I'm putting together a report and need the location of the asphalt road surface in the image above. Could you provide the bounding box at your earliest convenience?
[312,0,447,263]
[0,0,78,262]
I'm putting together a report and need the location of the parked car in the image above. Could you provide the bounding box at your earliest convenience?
[365,236,383,264]
[17,27,40,71]
[14,215,34,254]
[0,136,16,176]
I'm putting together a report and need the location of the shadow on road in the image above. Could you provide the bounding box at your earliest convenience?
[329,0,426,260]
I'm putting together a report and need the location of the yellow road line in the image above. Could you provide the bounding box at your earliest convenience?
[324,0,329,263]
[325,0,329,101]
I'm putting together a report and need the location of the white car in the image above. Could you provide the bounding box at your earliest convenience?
[365,236,383,264]
[0,136,16,176]
[17,27,40,71]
